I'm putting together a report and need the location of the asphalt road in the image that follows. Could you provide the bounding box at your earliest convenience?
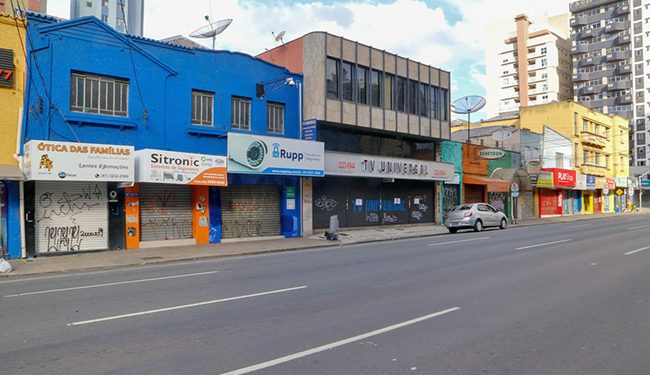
[2,214,650,374]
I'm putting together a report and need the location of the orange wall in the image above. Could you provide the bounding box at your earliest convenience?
[462,144,488,176]
[256,38,305,74]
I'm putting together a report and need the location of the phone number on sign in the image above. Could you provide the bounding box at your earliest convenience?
[96,174,132,179]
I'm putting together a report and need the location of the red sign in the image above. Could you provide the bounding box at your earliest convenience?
[542,168,576,188]
[606,178,616,189]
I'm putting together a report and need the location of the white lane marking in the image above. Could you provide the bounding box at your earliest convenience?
[4,271,220,298]
[627,224,650,231]
[428,237,490,247]
[218,307,460,375]
[516,239,572,250]
[67,286,308,326]
[624,246,650,255]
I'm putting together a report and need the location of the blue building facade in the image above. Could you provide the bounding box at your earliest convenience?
[22,13,309,255]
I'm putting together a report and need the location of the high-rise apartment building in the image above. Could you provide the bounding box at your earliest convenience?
[485,13,573,118]
[0,0,46,16]
[568,0,643,165]
[70,0,143,36]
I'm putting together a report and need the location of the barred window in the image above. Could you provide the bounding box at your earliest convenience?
[231,96,251,130]
[70,72,128,117]
[267,102,284,134]
[191,90,214,126]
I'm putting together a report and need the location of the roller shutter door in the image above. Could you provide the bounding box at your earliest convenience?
[35,181,108,253]
[140,184,193,241]
[221,185,280,238]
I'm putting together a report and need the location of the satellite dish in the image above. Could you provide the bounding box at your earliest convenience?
[451,95,486,114]
[492,128,513,141]
[451,95,486,144]
[190,17,233,49]
[272,30,286,43]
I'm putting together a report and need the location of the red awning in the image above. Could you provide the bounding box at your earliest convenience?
[463,174,510,192]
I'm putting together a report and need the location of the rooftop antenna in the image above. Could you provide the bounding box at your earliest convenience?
[190,16,233,50]
[272,30,286,44]
[451,95,486,144]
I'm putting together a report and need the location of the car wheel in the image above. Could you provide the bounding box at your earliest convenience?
[499,218,507,230]
[448,228,458,233]
[473,220,483,232]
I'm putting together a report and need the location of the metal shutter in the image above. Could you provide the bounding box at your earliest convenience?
[140,184,193,241]
[35,182,108,253]
[221,185,280,238]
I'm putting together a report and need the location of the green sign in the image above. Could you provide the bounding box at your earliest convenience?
[286,186,296,199]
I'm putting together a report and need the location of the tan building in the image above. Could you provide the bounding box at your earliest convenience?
[258,32,454,232]
[0,0,46,16]
[485,13,573,117]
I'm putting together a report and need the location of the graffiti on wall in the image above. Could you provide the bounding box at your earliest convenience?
[442,185,460,213]
[488,192,506,213]
[223,219,263,238]
[314,195,339,212]
[140,189,193,240]
[36,184,106,252]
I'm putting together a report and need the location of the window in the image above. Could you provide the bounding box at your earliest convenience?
[341,62,353,101]
[86,1,92,7]
[541,47,547,55]
[556,152,564,168]
[419,83,428,117]
[231,97,251,130]
[101,15,108,22]
[397,76,406,112]
[408,80,417,114]
[637,132,646,144]
[326,58,338,99]
[429,86,438,119]
[267,102,284,134]
[191,90,214,126]
[70,72,129,117]
[541,58,547,67]
[370,70,381,107]
[595,153,601,165]
[584,150,589,164]
[356,66,368,104]
[384,74,394,110]
[441,88,449,121]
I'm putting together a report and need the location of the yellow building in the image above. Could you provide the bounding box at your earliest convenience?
[479,101,630,214]
[0,13,27,259]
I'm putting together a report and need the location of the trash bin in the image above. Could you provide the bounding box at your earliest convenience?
[325,215,339,241]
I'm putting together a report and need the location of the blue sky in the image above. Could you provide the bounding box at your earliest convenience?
[46,0,570,120]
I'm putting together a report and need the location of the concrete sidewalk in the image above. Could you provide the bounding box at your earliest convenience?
[3,210,645,277]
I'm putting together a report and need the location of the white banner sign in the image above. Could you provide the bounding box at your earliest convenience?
[135,149,228,186]
[324,151,454,181]
[23,140,134,182]
[227,133,324,176]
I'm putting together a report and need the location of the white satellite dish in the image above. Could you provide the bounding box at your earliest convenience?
[492,128,513,141]
[272,30,286,44]
[190,17,233,49]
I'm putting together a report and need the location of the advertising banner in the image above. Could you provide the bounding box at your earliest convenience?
[575,173,587,190]
[135,149,227,186]
[23,140,134,182]
[542,168,576,189]
[536,171,554,188]
[615,176,628,187]
[595,177,607,190]
[324,151,454,182]
[227,133,324,176]
[586,174,596,190]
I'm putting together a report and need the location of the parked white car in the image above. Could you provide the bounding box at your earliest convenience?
[445,203,508,233]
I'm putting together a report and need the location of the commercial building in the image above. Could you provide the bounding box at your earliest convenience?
[481,100,631,215]
[257,32,454,233]
[485,13,573,117]
[21,12,315,256]
[0,13,27,259]
[70,0,143,36]
[568,0,646,167]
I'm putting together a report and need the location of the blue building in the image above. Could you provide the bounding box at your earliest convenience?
[22,13,320,256]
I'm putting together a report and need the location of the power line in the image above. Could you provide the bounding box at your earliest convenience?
[118,0,148,128]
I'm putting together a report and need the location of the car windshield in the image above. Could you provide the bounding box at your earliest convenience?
[453,205,473,211]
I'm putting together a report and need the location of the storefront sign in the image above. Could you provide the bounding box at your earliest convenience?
[227,133,324,177]
[586,175,596,190]
[628,177,638,189]
[595,177,607,190]
[23,140,134,182]
[477,148,506,160]
[575,173,587,190]
[607,178,616,189]
[615,176,628,187]
[0,48,14,88]
[302,119,317,141]
[641,180,650,188]
[542,168,576,189]
[324,151,454,181]
[536,171,555,189]
[135,149,227,186]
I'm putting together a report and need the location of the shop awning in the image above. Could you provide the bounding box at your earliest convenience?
[463,174,510,192]
[490,168,533,191]
[0,164,24,181]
